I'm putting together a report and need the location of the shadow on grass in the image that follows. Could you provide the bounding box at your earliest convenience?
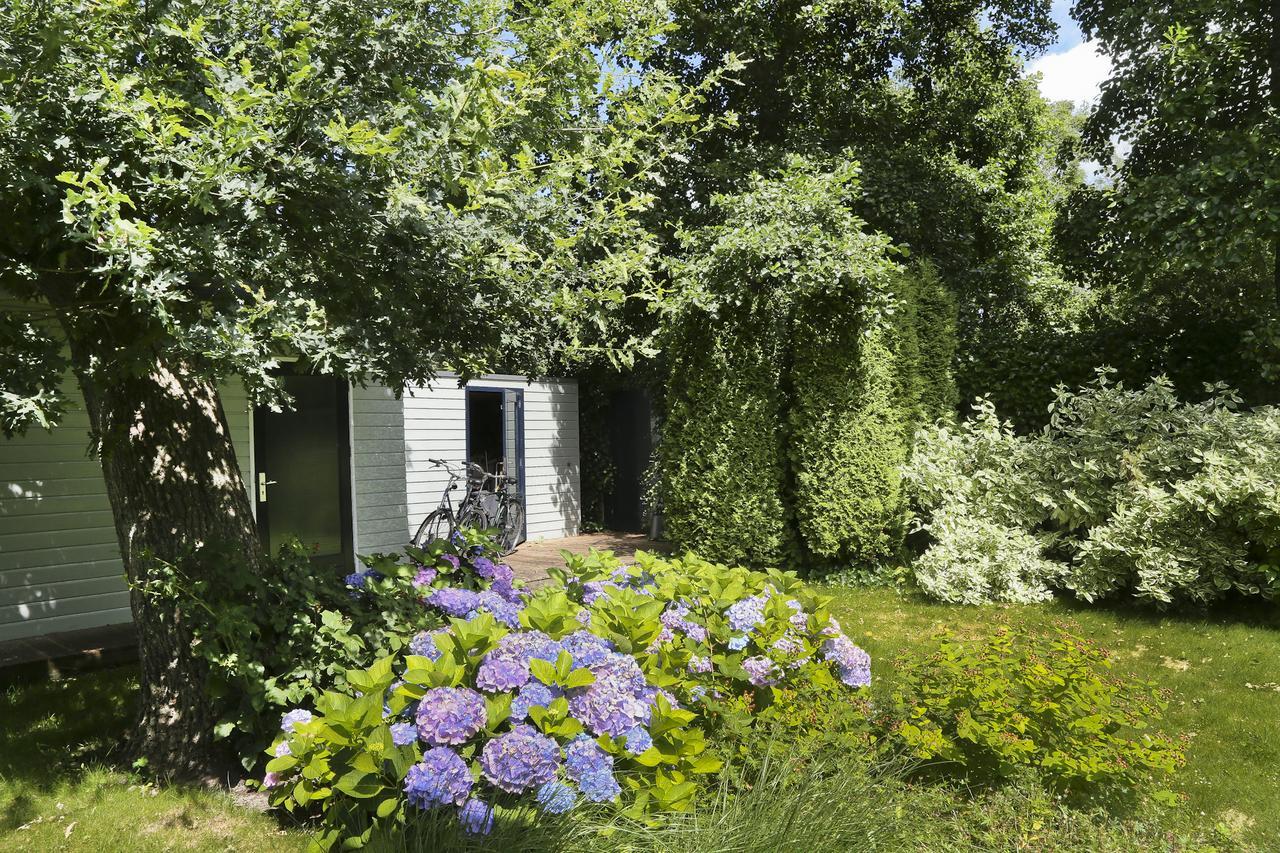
[0,666,139,827]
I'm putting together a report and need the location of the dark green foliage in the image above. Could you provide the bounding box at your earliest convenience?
[661,300,795,565]
[658,160,958,569]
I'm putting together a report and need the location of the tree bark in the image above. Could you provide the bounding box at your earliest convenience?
[70,350,263,780]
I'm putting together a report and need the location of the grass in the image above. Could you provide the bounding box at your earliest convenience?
[1,586,1276,851]
[823,585,1280,849]
[0,668,306,852]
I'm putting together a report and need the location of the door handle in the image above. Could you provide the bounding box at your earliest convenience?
[258,471,278,502]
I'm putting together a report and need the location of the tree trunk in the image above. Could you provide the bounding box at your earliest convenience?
[71,351,263,780]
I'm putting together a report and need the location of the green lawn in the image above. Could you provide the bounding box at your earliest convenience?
[1,587,1276,851]
[0,669,307,852]
[823,585,1280,849]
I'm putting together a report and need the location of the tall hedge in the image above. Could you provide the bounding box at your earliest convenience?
[657,158,958,569]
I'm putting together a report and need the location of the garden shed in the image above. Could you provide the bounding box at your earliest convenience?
[0,374,580,643]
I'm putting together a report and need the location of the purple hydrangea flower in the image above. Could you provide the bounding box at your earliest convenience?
[646,625,675,652]
[490,577,525,605]
[725,595,768,633]
[727,634,749,652]
[390,722,418,746]
[579,769,621,803]
[274,741,291,757]
[491,563,515,584]
[412,566,438,588]
[660,602,709,644]
[622,725,652,755]
[823,616,843,637]
[493,630,562,664]
[536,780,577,815]
[476,590,523,629]
[565,736,613,782]
[263,771,282,788]
[409,628,448,661]
[427,586,482,618]
[742,655,780,687]
[560,630,613,669]
[344,571,367,588]
[458,798,494,835]
[786,599,808,631]
[472,556,498,578]
[404,747,472,808]
[511,682,560,721]
[688,655,713,674]
[771,633,805,658]
[475,655,531,693]
[440,553,462,572]
[575,609,592,626]
[567,653,650,737]
[822,635,872,687]
[479,725,562,793]
[641,687,680,723]
[416,687,487,745]
[581,580,607,604]
[280,709,312,732]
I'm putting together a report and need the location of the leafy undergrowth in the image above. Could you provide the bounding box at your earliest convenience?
[0,668,306,852]
[825,585,1280,850]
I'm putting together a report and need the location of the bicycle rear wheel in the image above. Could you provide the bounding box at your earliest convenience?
[413,509,453,547]
[497,497,525,555]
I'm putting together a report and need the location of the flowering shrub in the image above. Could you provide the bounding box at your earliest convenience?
[907,373,1280,605]
[261,547,873,848]
[874,626,1185,804]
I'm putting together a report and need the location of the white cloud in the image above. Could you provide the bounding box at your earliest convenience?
[1026,41,1112,106]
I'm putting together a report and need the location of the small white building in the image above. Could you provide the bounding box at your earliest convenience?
[0,374,581,643]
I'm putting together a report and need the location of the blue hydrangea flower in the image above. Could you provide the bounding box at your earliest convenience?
[566,653,650,737]
[427,586,482,618]
[280,709,312,732]
[823,616,843,637]
[581,581,608,604]
[440,553,462,572]
[404,747,472,808]
[688,655,713,674]
[458,797,494,835]
[344,571,367,588]
[475,655,530,693]
[390,722,417,746]
[771,633,805,658]
[489,577,525,605]
[578,769,621,803]
[493,630,562,664]
[274,741,291,757]
[409,628,448,661]
[725,595,767,633]
[560,630,613,669]
[822,635,872,687]
[575,609,592,626]
[622,725,652,755]
[565,736,613,782]
[535,780,577,815]
[660,602,709,644]
[412,566,438,588]
[727,634,749,652]
[416,687,487,745]
[479,725,562,793]
[476,590,523,628]
[510,682,560,721]
[742,655,780,687]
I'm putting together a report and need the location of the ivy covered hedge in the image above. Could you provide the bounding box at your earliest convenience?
[658,158,956,569]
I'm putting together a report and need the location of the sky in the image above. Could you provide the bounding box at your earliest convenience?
[1024,1,1111,107]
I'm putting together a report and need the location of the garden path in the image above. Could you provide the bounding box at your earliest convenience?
[505,531,667,585]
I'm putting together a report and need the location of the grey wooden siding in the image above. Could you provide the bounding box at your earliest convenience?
[351,385,409,555]
[403,376,580,541]
[0,378,253,643]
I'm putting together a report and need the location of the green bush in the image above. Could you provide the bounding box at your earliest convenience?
[906,372,1280,605]
[658,157,958,570]
[877,626,1185,803]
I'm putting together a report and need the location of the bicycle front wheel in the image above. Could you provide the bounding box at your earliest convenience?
[413,509,453,548]
[497,497,525,555]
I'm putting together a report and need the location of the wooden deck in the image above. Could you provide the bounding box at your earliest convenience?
[505,532,665,584]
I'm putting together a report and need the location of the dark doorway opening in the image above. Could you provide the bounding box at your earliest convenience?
[466,390,505,475]
[254,374,354,568]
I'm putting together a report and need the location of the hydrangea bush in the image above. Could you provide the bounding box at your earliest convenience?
[262,547,873,848]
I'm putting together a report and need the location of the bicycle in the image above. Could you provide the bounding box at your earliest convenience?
[412,459,526,555]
